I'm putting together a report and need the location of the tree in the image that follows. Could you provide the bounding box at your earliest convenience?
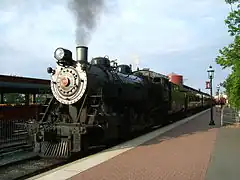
[2,93,48,105]
[216,0,240,109]
[4,93,25,105]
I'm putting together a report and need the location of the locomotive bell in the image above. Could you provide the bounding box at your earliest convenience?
[76,46,88,64]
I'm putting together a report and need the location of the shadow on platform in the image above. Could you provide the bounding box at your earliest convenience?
[142,111,221,147]
[102,109,222,153]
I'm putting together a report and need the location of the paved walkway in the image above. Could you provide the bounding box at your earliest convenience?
[69,109,222,180]
[206,107,240,180]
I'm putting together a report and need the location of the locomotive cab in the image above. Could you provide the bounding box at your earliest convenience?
[117,64,132,74]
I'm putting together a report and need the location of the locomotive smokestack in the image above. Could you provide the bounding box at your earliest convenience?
[76,46,88,63]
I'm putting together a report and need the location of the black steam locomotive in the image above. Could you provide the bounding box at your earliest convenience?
[27,46,211,158]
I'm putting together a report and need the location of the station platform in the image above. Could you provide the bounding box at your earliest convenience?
[29,107,240,180]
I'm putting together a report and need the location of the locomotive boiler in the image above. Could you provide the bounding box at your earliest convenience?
[50,46,147,105]
[30,46,154,158]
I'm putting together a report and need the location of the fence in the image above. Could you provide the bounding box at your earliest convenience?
[0,119,30,150]
[0,105,43,152]
[220,105,240,126]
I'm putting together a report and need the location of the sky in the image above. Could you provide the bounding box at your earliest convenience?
[0,0,233,94]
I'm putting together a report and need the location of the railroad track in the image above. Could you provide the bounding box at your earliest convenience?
[0,155,66,180]
[0,145,109,180]
[0,109,205,180]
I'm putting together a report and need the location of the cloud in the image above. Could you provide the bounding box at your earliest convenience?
[0,0,233,92]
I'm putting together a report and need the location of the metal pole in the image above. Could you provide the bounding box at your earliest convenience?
[0,92,4,104]
[220,106,224,126]
[209,77,215,125]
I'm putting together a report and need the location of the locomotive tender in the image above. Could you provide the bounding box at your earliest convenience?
[28,46,211,158]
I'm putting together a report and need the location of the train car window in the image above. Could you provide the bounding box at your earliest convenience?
[153,77,161,83]
[189,95,193,101]
[174,84,179,91]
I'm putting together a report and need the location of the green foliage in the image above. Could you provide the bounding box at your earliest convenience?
[216,36,240,68]
[4,93,25,104]
[36,94,48,104]
[2,93,47,105]
[225,9,240,36]
[225,0,239,4]
[223,73,240,108]
[215,0,240,109]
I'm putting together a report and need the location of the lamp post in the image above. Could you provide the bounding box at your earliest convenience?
[216,84,220,102]
[207,65,215,126]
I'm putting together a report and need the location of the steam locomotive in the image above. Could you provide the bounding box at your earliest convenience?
[27,46,212,158]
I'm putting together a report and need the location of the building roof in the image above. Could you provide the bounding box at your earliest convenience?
[0,75,51,94]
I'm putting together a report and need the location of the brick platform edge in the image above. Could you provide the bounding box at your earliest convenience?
[70,110,220,180]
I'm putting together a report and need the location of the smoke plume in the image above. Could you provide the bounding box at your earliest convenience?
[68,0,107,45]
[132,55,140,70]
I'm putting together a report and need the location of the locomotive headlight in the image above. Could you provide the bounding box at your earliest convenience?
[54,47,73,63]
[54,48,65,61]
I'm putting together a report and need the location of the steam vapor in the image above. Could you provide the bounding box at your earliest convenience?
[132,55,140,70]
[68,0,107,45]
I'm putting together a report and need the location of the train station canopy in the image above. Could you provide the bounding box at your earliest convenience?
[0,74,51,94]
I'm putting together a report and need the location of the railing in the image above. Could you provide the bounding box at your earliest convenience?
[0,119,31,151]
[0,105,43,153]
[220,105,240,126]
